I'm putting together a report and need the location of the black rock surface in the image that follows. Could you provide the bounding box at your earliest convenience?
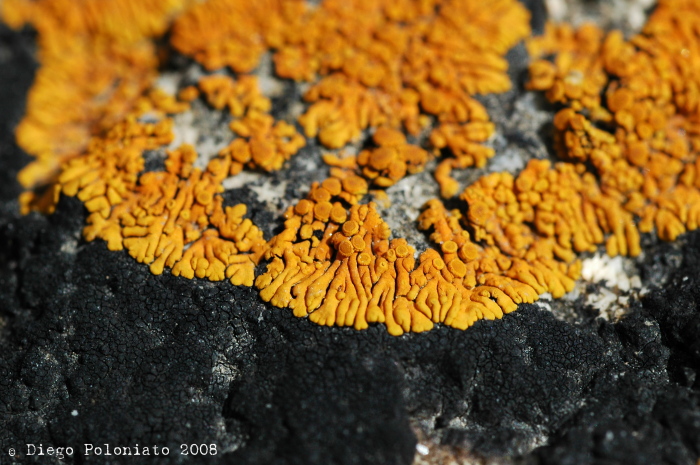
[1,4,700,465]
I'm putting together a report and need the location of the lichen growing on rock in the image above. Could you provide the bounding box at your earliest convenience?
[527,0,700,245]
[171,0,531,195]
[3,0,191,213]
[6,0,700,335]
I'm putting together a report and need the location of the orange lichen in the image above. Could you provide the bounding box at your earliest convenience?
[257,150,655,333]
[462,159,641,261]
[526,22,609,114]
[13,0,700,336]
[259,198,430,335]
[285,0,530,187]
[197,74,271,117]
[201,74,307,174]
[261,0,700,335]
[170,0,307,73]
[258,186,532,335]
[226,113,306,174]
[527,0,700,245]
[45,59,311,285]
[430,119,496,197]
[57,108,269,287]
[3,0,190,213]
[356,127,430,187]
[172,0,530,193]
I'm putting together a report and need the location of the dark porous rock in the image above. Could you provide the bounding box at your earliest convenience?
[531,233,700,465]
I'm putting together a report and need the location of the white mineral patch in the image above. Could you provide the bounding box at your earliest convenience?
[211,352,241,386]
[222,172,290,210]
[192,136,230,170]
[154,71,180,96]
[415,444,429,456]
[254,53,286,98]
[167,105,231,171]
[576,252,642,321]
[487,138,527,174]
[387,168,439,212]
[296,150,321,172]
[588,288,630,321]
[487,93,551,175]
[544,0,654,35]
[60,237,78,255]
[169,110,198,148]
[222,171,264,190]
[536,295,553,311]
[288,100,307,120]
[581,253,642,292]
[249,179,289,205]
[544,0,567,21]
[381,167,440,256]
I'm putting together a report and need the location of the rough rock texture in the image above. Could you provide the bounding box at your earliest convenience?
[1,3,700,465]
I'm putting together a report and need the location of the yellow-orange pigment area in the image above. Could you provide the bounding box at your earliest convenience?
[527,0,700,244]
[3,0,191,213]
[5,0,700,335]
[170,0,530,197]
[55,73,305,287]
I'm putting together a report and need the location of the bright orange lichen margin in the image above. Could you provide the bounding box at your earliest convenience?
[256,162,576,335]
[7,0,700,335]
[56,72,306,287]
